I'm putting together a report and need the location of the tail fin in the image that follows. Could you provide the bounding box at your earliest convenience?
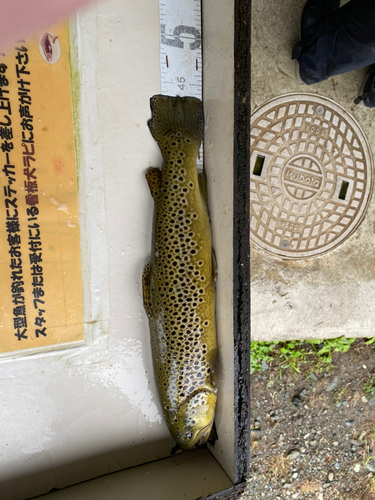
[148,95,203,151]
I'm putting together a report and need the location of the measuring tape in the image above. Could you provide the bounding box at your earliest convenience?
[158,0,203,168]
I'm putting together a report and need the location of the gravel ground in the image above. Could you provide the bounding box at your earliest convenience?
[243,339,375,499]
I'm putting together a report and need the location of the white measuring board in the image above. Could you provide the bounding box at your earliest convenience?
[159,0,203,168]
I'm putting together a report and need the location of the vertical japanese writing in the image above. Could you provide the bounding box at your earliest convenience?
[15,46,47,339]
[0,23,84,354]
[0,60,28,341]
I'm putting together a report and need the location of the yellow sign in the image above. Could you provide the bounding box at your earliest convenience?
[0,21,84,354]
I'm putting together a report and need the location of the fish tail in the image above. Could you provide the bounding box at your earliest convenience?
[148,95,203,152]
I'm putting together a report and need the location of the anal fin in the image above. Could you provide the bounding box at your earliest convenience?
[212,249,218,284]
[142,262,152,317]
[146,168,162,199]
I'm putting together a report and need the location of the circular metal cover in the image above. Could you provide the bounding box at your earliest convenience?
[250,93,374,258]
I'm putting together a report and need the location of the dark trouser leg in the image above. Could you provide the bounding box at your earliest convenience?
[296,0,375,85]
[299,0,340,41]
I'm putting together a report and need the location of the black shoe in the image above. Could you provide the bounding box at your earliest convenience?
[354,65,375,108]
[292,0,340,60]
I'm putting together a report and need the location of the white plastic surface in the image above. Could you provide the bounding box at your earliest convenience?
[35,448,233,500]
[202,0,235,480]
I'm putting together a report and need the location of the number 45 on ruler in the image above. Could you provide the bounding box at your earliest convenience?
[159,21,202,98]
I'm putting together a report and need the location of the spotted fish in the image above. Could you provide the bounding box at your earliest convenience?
[142,95,218,451]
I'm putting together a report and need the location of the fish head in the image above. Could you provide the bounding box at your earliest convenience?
[166,389,217,451]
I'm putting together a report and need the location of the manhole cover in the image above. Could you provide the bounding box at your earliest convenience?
[250,93,373,258]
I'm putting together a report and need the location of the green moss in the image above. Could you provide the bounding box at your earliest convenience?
[250,336,357,374]
[67,19,82,191]
[67,19,85,334]
[250,341,278,374]
[364,374,375,397]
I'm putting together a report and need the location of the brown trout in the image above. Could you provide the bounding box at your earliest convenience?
[142,95,218,451]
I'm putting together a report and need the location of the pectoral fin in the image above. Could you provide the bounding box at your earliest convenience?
[142,263,152,317]
[207,421,218,446]
[146,168,162,199]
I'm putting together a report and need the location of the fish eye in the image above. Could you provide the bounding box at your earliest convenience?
[183,431,193,441]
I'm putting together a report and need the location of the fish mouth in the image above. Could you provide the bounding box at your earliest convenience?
[195,423,212,447]
[175,422,213,450]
